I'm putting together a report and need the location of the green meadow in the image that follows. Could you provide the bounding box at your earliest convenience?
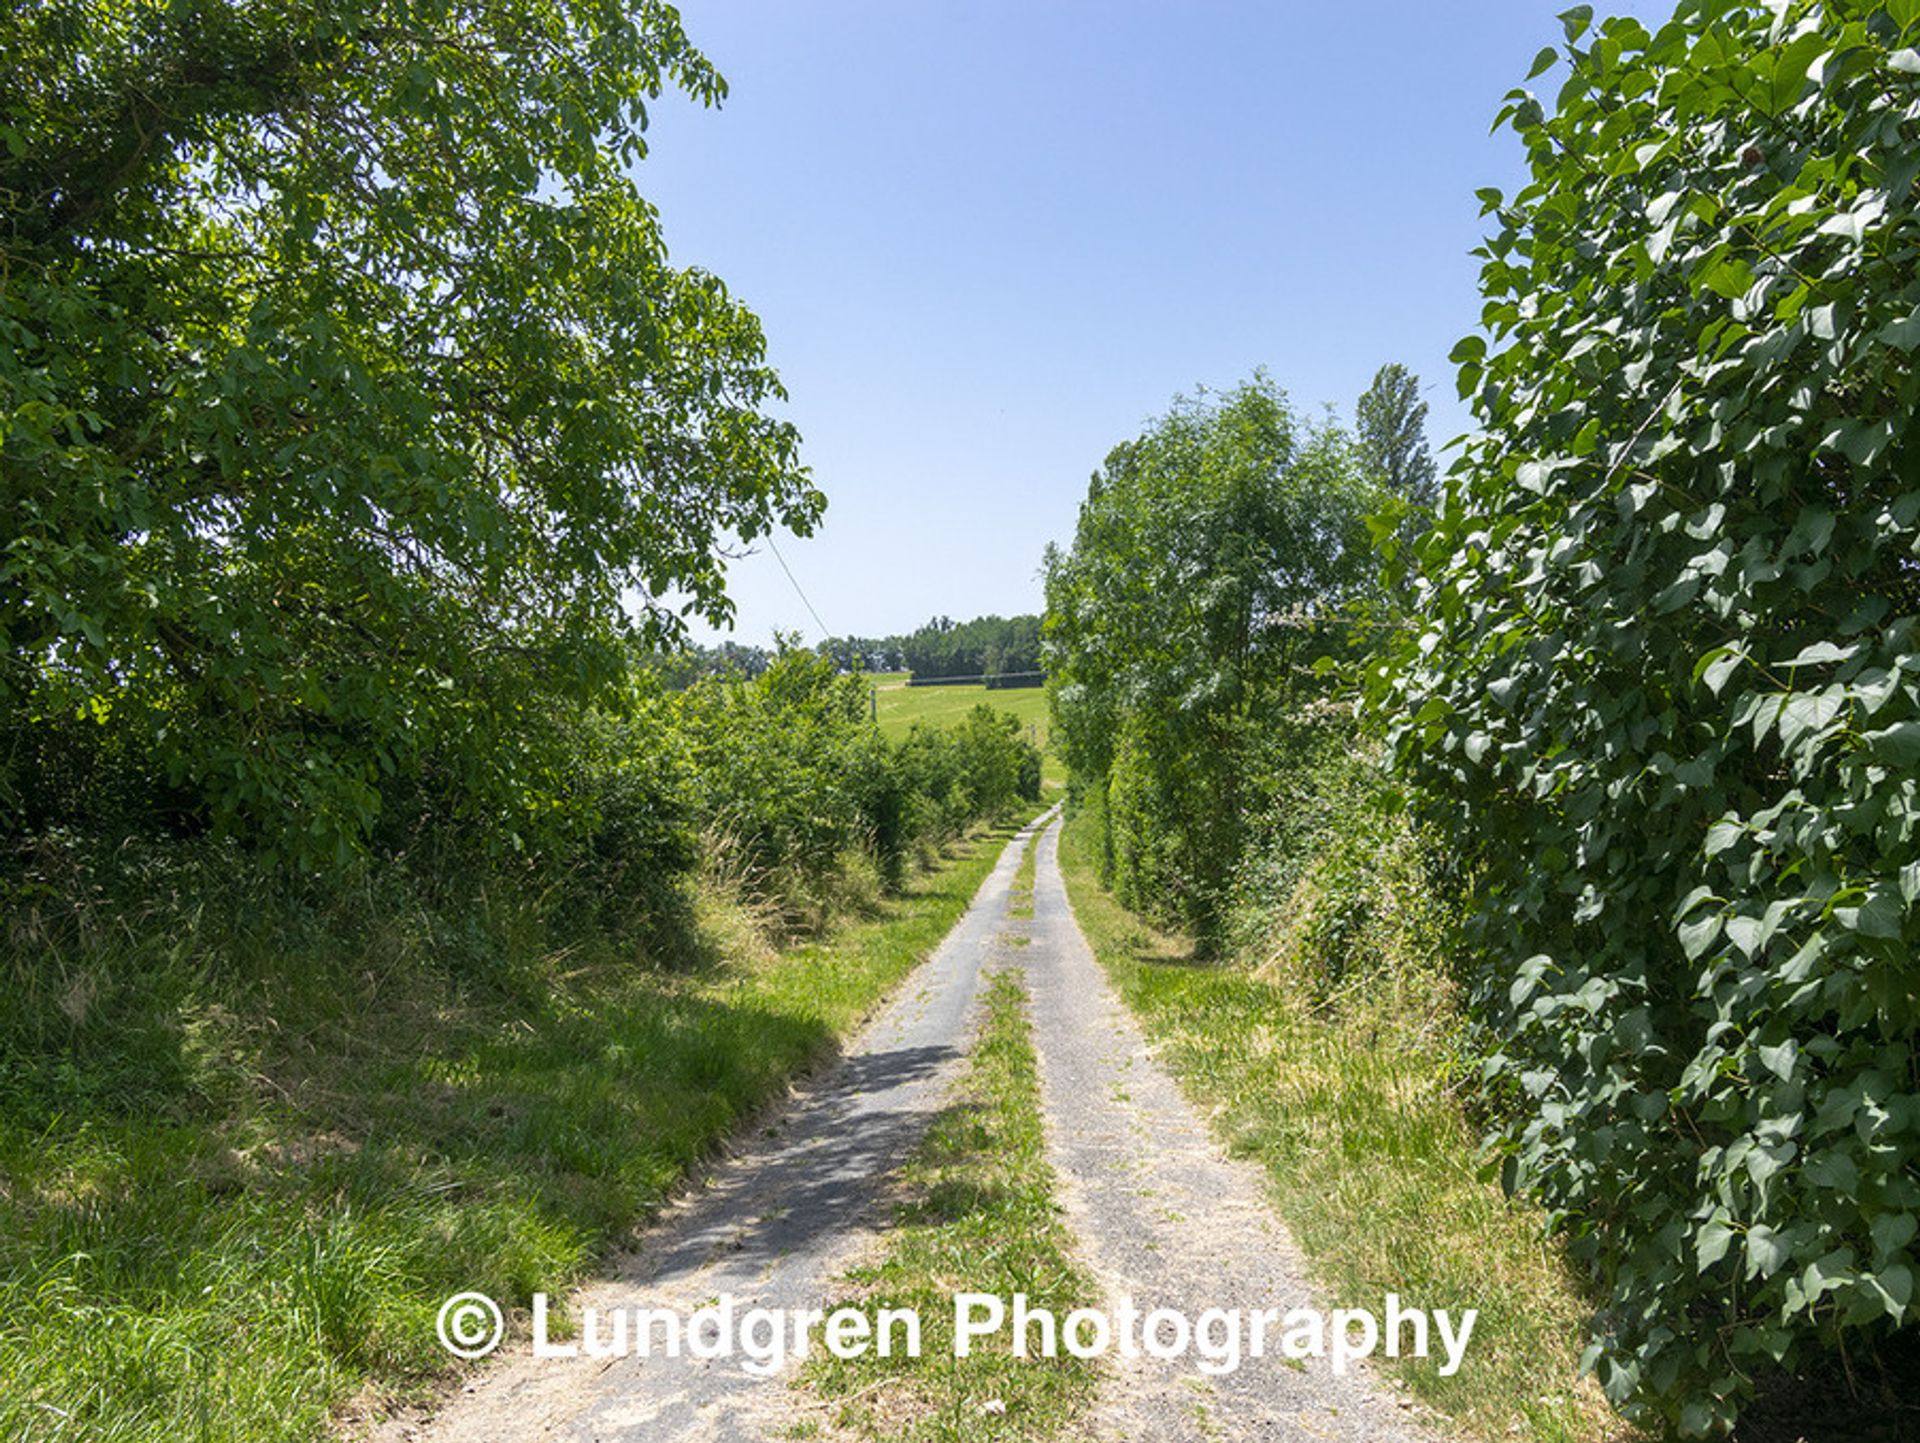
[871,681,1059,788]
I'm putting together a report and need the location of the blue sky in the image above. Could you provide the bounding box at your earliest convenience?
[637,2,1636,645]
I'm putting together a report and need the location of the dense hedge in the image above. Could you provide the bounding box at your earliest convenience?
[675,650,1040,902]
[1370,2,1920,1431]
[1225,706,1456,1011]
[6,646,1042,964]
[1043,377,1378,945]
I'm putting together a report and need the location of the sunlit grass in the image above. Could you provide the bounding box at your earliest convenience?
[798,969,1098,1441]
[1056,808,1636,1443]
[1007,830,1038,920]
[0,810,1042,1443]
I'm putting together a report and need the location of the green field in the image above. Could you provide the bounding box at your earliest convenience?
[870,679,1060,787]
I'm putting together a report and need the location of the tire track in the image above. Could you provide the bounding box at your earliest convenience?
[1018,817,1440,1442]
[369,811,1055,1443]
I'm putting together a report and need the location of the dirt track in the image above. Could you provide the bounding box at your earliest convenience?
[371,810,1433,1442]
[1018,818,1434,1441]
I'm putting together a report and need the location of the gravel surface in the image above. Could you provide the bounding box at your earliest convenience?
[366,809,1438,1442]
[366,812,1050,1443]
[1017,817,1439,1443]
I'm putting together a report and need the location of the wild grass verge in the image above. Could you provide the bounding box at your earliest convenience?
[0,809,1041,1443]
[1056,806,1633,1443]
[794,968,1098,1442]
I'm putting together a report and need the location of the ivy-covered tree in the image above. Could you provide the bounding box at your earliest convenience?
[1,0,819,861]
[1370,2,1920,1431]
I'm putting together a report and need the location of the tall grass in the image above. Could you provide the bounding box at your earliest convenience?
[0,811,1039,1443]
[1057,803,1634,1443]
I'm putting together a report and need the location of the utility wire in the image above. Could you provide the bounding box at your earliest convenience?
[765,534,831,640]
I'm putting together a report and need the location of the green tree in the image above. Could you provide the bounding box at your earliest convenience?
[896,614,1041,681]
[1354,362,1436,506]
[1370,2,1920,1431]
[1045,375,1376,942]
[1,0,819,861]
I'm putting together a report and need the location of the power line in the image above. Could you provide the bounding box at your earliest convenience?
[765,534,831,640]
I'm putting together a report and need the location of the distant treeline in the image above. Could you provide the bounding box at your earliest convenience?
[640,614,1043,691]
[646,640,777,687]
[818,614,1042,681]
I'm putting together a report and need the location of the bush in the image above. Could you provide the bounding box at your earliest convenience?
[677,649,878,906]
[1228,716,1456,1017]
[1042,377,1378,947]
[571,679,699,940]
[3,641,1042,982]
[666,654,1039,926]
[1371,3,1920,1430]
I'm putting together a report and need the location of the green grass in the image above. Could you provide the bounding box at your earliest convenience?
[1007,830,1038,921]
[798,968,1099,1441]
[0,809,1043,1443]
[872,683,1060,790]
[1055,807,1634,1443]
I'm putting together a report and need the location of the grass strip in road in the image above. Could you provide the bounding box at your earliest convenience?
[1007,829,1039,921]
[1055,808,1631,1443]
[794,969,1098,1442]
[0,808,1044,1443]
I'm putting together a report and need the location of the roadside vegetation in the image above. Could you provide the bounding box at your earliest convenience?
[11,0,1919,1439]
[0,743,1042,1443]
[1057,801,1619,1443]
[1045,4,1920,1437]
[0,3,1046,1435]
[1378,4,1920,1433]
[798,967,1098,1442]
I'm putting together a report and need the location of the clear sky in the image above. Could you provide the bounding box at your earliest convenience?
[635,1,1639,646]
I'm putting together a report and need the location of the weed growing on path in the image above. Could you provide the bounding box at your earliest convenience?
[799,969,1098,1440]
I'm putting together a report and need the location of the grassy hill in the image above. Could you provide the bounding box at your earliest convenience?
[871,679,1060,788]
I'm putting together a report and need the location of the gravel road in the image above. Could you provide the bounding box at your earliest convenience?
[368,808,1435,1443]
[1017,816,1438,1442]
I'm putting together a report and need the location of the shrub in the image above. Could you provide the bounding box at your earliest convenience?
[666,653,1038,926]
[950,704,1042,815]
[571,678,699,939]
[1228,718,1455,1012]
[1370,3,1920,1430]
[676,650,883,913]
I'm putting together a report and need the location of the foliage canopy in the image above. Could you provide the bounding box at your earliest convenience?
[1045,375,1377,940]
[1,0,819,861]
[1370,1,1920,1430]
